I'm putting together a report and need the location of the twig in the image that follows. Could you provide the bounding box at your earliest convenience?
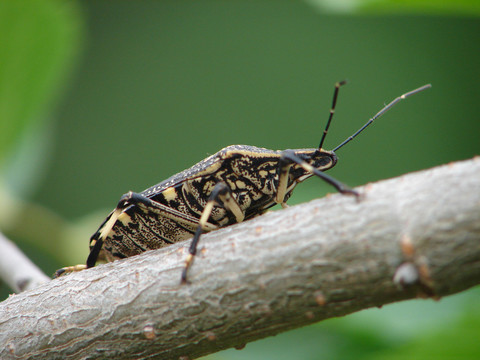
[0,158,479,360]
[0,232,50,293]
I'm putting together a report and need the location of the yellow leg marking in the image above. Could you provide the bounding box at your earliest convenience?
[99,208,123,240]
[182,182,245,284]
[185,253,194,267]
[54,264,87,278]
[69,264,87,272]
[276,163,292,204]
[221,191,244,223]
[199,201,215,229]
[301,163,315,173]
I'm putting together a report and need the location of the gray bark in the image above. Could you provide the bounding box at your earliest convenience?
[1,158,479,360]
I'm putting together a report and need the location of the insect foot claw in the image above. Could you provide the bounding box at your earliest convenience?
[180,270,190,285]
[341,187,363,202]
[54,268,66,278]
[341,187,357,196]
[181,254,194,285]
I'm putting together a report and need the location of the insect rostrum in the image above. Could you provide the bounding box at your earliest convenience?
[55,82,431,283]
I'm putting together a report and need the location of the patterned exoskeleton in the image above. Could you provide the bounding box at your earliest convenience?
[55,82,431,283]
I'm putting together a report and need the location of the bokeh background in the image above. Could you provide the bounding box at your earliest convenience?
[1,1,479,359]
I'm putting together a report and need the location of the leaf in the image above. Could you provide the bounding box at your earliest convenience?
[0,0,83,167]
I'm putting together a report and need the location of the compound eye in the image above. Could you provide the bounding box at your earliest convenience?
[312,151,336,170]
[319,154,333,167]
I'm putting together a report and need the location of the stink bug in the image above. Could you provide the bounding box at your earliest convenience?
[56,82,431,283]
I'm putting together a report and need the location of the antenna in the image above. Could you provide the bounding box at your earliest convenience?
[333,84,432,152]
[318,80,347,150]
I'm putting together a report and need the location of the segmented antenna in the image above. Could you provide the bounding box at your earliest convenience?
[318,80,347,150]
[333,84,432,152]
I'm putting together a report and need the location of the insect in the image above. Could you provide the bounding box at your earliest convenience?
[55,82,431,283]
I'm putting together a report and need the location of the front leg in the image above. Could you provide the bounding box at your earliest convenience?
[181,182,244,284]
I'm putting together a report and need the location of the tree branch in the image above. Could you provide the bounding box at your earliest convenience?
[1,158,479,360]
[0,232,50,293]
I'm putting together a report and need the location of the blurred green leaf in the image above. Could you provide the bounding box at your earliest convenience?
[304,0,480,15]
[0,0,83,168]
[370,294,480,360]
[0,0,84,299]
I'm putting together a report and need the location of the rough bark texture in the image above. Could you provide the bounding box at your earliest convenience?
[1,158,479,360]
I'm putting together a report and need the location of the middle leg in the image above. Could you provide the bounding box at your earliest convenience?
[181,181,244,284]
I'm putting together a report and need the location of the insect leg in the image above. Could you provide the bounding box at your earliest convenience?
[181,182,244,284]
[54,194,134,277]
[86,233,104,268]
[54,238,101,277]
[120,190,241,283]
[55,189,223,278]
[54,264,87,278]
[278,149,359,201]
[275,155,294,206]
[121,191,217,231]
[95,190,220,264]
[86,193,140,267]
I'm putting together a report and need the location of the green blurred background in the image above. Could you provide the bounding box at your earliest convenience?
[1,0,479,359]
